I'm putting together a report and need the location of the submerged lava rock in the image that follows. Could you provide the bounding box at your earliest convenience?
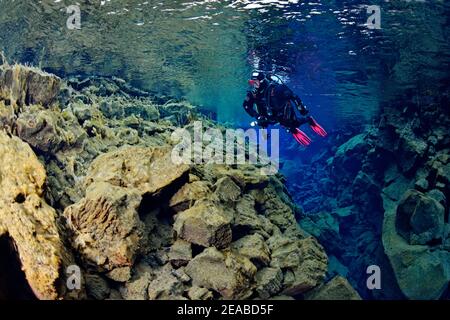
[84,146,190,195]
[270,236,328,295]
[0,131,82,299]
[173,200,232,249]
[0,63,60,109]
[64,182,144,271]
[185,247,257,299]
[396,189,445,245]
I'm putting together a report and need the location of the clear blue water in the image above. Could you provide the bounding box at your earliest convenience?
[3,0,447,127]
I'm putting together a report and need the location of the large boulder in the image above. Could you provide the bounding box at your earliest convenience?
[84,146,190,196]
[173,200,232,249]
[383,194,450,299]
[396,189,445,245]
[0,131,81,299]
[269,236,328,296]
[64,182,144,271]
[231,233,270,268]
[185,247,257,299]
[0,63,60,109]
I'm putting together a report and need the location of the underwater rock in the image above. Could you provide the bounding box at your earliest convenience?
[255,267,284,299]
[231,233,270,269]
[147,264,185,300]
[0,63,60,109]
[121,272,152,300]
[15,106,86,153]
[64,182,144,271]
[0,65,361,300]
[304,276,361,300]
[383,194,450,300]
[255,185,298,233]
[106,267,132,283]
[269,236,328,295]
[414,178,429,191]
[396,189,445,245]
[173,200,232,249]
[84,146,190,196]
[214,176,242,203]
[169,180,211,213]
[332,133,370,178]
[233,194,273,239]
[0,131,82,299]
[427,189,446,207]
[187,286,213,300]
[99,100,124,119]
[185,247,257,299]
[397,129,428,173]
[169,239,193,268]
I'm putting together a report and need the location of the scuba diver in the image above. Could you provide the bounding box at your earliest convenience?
[243,71,327,146]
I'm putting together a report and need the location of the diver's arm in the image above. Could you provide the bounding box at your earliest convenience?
[292,94,309,116]
[243,91,258,118]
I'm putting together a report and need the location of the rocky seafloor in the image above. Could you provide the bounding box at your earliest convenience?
[0,62,363,300]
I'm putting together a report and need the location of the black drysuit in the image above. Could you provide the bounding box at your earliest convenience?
[243,80,311,130]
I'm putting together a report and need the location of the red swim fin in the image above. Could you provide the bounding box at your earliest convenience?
[309,117,327,137]
[292,128,311,146]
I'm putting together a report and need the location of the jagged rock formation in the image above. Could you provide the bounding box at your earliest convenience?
[0,63,360,300]
[0,131,82,300]
[295,97,450,299]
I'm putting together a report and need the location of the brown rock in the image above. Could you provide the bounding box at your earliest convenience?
[169,239,192,268]
[64,182,144,271]
[185,247,257,299]
[214,176,241,202]
[173,200,232,249]
[148,265,185,300]
[84,146,190,196]
[0,131,82,299]
[106,267,132,283]
[187,286,213,300]
[231,233,270,268]
[169,181,211,212]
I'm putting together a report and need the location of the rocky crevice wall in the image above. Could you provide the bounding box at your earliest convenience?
[296,92,450,299]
